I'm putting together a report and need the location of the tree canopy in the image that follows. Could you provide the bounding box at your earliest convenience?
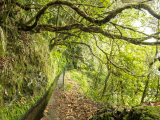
[1,0,160,46]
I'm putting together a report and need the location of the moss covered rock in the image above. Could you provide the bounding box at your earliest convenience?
[89,104,160,120]
[89,105,130,120]
[125,106,160,120]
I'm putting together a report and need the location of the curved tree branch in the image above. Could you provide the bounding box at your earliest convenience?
[18,1,160,31]
[35,23,159,45]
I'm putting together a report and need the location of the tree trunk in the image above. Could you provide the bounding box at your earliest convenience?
[102,70,111,97]
[94,65,102,89]
[156,77,159,99]
[141,73,150,103]
[120,81,125,104]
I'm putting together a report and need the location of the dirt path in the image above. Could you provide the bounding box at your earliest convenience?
[41,74,108,120]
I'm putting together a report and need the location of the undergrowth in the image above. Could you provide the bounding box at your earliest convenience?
[65,69,103,102]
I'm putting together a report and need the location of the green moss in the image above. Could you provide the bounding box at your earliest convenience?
[95,112,113,120]
[104,112,112,119]
[0,43,4,56]
[90,105,160,120]
[0,27,5,57]
[127,106,160,120]
[0,85,4,107]
[123,115,128,120]
[99,114,103,120]
[144,116,152,120]
[143,106,160,118]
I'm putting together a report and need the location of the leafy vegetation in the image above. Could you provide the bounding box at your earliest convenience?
[1,0,160,119]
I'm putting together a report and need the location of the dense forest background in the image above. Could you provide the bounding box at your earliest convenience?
[1,0,160,119]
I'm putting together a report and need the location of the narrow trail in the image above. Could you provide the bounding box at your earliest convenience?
[41,74,108,120]
[41,74,63,120]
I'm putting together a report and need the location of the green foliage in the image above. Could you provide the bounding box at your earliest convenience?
[65,70,103,101]
[65,70,90,94]
[0,92,45,120]
[65,83,73,92]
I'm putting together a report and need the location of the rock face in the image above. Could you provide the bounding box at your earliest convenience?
[89,104,160,120]
[2,70,48,107]
[0,30,51,108]
[25,71,48,96]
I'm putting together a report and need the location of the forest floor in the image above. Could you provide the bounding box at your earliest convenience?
[41,74,108,120]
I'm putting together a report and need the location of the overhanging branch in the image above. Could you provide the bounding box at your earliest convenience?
[35,23,157,45]
[18,1,160,31]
